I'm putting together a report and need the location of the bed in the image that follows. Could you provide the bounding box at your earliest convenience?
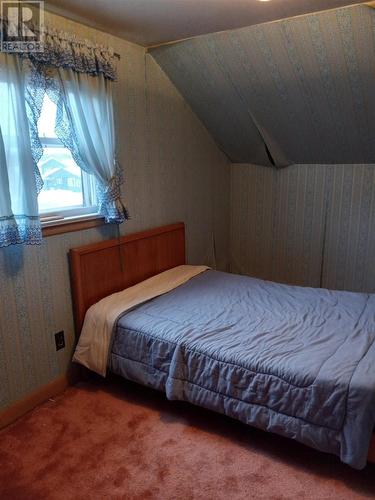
[70,222,375,469]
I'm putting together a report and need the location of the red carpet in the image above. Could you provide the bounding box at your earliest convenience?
[0,378,374,500]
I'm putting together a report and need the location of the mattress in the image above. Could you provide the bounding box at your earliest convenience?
[109,270,375,469]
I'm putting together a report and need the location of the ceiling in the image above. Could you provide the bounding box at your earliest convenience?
[151,4,375,166]
[45,0,369,47]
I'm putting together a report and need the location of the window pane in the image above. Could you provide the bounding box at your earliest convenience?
[38,95,57,139]
[38,147,84,212]
[36,94,98,216]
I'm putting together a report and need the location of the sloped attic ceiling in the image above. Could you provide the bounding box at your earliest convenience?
[45,0,369,47]
[150,4,375,167]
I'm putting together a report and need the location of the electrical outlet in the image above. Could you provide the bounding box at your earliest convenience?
[54,331,65,351]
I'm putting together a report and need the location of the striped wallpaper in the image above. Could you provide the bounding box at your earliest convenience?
[0,12,230,411]
[231,164,375,293]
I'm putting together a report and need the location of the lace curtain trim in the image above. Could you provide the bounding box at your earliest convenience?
[26,28,117,81]
[0,215,42,247]
[1,19,117,80]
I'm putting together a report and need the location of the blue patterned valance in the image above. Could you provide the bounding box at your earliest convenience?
[1,17,117,80]
[0,16,118,81]
[25,29,117,80]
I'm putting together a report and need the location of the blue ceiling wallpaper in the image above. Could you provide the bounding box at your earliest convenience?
[151,5,375,166]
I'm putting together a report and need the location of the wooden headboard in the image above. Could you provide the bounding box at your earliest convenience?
[69,222,185,335]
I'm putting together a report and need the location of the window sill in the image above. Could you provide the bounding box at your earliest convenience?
[41,214,105,237]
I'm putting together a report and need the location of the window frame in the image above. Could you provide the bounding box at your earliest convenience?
[37,98,99,226]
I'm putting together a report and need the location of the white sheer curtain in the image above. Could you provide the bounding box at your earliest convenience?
[50,68,128,223]
[0,53,41,248]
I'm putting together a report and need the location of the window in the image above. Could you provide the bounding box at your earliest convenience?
[37,95,98,221]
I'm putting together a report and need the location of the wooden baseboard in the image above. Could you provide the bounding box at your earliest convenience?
[0,375,70,430]
[368,435,375,464]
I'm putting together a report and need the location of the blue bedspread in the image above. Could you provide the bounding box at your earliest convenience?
[109,270,375,468]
